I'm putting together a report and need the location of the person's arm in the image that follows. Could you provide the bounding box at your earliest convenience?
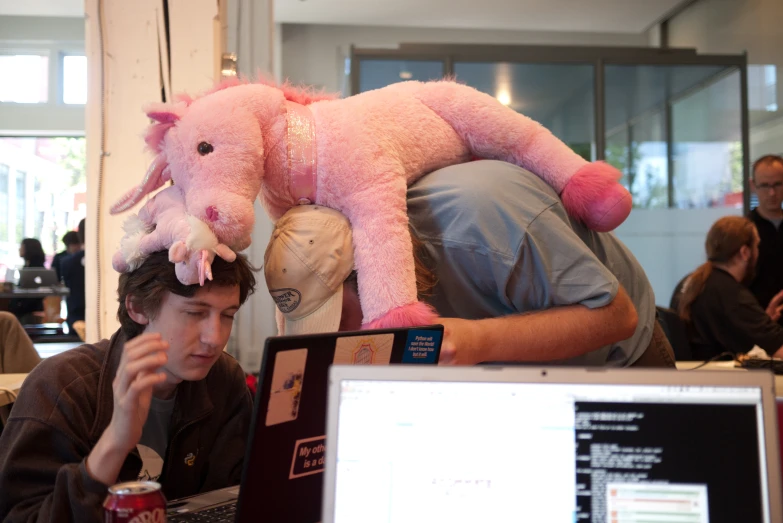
[0,416,117,522]
[60,254,73,289]
[52,253,62,282]
[439,285,637,364]
[765,289,783,323]
[0,334,168,522]
[728,288,783,356]
[86,333,168,485]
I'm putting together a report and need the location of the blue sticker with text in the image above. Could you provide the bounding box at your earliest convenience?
[402,329,442,364]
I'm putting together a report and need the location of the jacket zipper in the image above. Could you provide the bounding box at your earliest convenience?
[159,411,212,485]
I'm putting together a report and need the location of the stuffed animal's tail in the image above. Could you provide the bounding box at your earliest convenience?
[414,81,632,231]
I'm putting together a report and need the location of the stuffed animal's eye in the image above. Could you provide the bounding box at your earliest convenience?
[197,142,213,155]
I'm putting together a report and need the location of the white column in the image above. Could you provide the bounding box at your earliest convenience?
[168,0,220,94]
[225,0,278,372]
[84,0,224,341]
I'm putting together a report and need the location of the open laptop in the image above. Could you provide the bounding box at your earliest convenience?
[166,325,443,522]
[322,366,783,523]
[17,268,58,288]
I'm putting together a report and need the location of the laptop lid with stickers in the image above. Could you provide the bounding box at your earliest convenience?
[234,325,443,523]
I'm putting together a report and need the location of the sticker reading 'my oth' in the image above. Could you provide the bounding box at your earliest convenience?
[289,435,326,479]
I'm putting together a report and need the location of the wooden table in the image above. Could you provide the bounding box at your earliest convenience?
[0,373,27,407]
[35,341,83,359]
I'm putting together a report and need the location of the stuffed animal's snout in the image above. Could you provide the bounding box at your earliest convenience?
[187,191,256,250]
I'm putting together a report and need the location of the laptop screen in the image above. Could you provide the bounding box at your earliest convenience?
[330,380,771,523]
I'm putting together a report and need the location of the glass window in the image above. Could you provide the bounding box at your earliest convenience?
[0,55,49,103]
[748,64,778,112]
[606,113,669,210]
[672,70,743,209]
[0,164,8,242]
[359,59,444,92]
[632,112,669,209]
[0,138,86,275]
[454,62,595,160]
[605,64,742,209]
[63,55,87,105]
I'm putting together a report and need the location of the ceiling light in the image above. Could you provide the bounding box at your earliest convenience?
[399,71,413,80]
[496,90,511,106]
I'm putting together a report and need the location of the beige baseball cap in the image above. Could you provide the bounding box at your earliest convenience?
[264,205,354,335]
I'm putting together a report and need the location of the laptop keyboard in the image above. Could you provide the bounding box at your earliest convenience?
[167,500,237,522]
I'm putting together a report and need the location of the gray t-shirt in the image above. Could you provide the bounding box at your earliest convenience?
[137,394,176,482]
[407,160,656,366]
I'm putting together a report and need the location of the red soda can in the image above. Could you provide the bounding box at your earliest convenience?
[103,481,167,522]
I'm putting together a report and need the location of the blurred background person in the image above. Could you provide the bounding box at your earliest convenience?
[51,231,82,283]
[8,239,46,324]
[61,219,85,331]
[748,154,783,325]
[678,216,783,360]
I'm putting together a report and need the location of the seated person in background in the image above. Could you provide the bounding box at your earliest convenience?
[748,154,783,325]
[61,219,86,330]
[669,273,689,312]
[18,238,46,269]
[678,215,783,360]
[9,238,47,324]
[0,251,256,522]
[52,231,82,282]
[267,161,674,367]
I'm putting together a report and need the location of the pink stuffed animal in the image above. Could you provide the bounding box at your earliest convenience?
[111,78,631,329]
[113,179,236,285]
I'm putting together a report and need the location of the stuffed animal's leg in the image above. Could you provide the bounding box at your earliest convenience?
[113,214,152,273]
[199,249,212,286]
[138,229,173,255]
[341,179,439,329]
[192,244,236,285]
[416,81,632,231]
[112,251,131,273]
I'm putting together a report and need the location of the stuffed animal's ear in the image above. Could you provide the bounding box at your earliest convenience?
[143,101,188,152]
[144,101,187,123]
[110,155,170,214]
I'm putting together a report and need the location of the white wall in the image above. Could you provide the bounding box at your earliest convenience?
[0,15,83,41]
[668,0,783,160]
[615,207,742,307]
[281,23,649,93]
[0,16,85,135]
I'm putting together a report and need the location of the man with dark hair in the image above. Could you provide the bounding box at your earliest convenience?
[52,230,82,282]
[748,155,783,324]
[678,216,783,360]
[0,250,257,522]
[61,218,86,330]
